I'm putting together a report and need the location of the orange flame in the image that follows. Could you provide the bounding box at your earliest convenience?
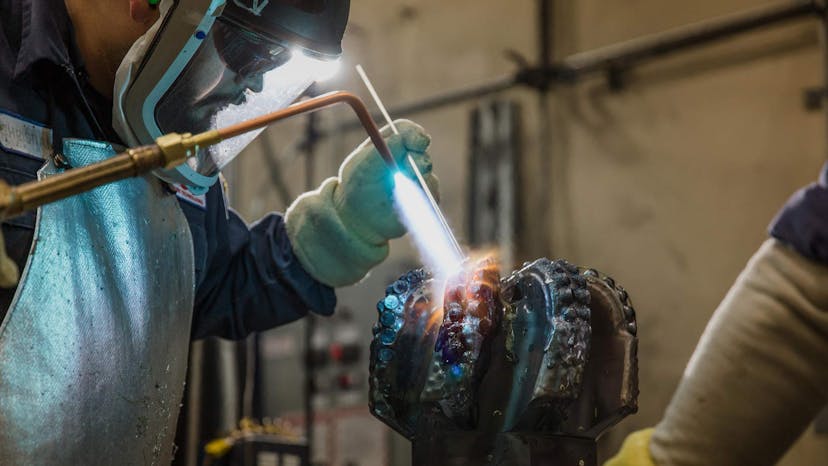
[418,249,504,333]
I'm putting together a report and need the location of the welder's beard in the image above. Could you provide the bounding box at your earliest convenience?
[168,68,264,134]
[156,32,266,135]
[156,65,264,177]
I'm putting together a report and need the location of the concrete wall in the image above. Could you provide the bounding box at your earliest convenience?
[545,1,828,463]
[230,0,828,463]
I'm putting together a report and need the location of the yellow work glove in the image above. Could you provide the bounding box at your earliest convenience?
[605,428,657,466]
[0,228,19,288]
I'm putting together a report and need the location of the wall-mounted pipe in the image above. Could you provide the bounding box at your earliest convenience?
[330,0,823,129]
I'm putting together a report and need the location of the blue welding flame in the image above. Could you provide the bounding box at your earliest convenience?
[392,172,463,279]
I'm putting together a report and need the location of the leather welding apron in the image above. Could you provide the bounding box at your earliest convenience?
[0,139,195,465]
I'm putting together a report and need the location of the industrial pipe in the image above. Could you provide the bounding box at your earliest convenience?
[325,0,823,132]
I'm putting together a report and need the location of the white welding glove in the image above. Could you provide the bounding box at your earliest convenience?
[285,120,438,288]
[646,239,828,465]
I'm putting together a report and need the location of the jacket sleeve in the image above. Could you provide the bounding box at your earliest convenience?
[182,183,336,340]
[769,161,828,263]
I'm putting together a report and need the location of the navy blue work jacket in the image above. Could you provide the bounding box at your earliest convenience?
[0,0,335,339]
[770,162,828,265]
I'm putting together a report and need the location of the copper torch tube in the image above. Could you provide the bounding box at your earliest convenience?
[0,91,396,220]
[217,90,399,170]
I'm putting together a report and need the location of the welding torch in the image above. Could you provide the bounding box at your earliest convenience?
[0,91,400,220]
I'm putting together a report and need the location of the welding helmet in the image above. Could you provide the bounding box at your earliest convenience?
[113,0,349,192]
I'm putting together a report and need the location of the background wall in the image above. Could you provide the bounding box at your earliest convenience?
[228,0,828,463]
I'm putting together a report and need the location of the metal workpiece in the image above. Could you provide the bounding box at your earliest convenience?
[562,268,639,437]
[0,91,393,221]
[368,259,639,466]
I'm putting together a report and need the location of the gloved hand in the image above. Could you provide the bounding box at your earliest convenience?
[285,119,439,287]
[604,429,657,466]
[0,228,19,288]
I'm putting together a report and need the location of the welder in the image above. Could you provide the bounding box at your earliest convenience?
[607,163,828,465]
[0,0,437,463]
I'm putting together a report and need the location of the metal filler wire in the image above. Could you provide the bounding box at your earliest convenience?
[355,65,465,260]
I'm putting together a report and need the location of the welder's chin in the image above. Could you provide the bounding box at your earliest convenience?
[187,91,249,133]
[175,73,252,134]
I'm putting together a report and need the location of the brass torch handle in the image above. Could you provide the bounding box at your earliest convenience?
[0,92,391,220]
[0,130,222,220]
[0,145,166,220]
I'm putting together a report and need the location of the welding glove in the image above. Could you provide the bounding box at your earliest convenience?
[0,229,19,288]
[285,119,439,288]
[611,239,828,466]
[604,429,656,466]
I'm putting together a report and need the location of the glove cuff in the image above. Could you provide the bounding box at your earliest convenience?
[286,178,390,287]
[605,428,657,466]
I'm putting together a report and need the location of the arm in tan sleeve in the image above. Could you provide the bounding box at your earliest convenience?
[650,239,828,466]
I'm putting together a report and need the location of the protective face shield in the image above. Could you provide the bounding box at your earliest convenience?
[114,0,349,192]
